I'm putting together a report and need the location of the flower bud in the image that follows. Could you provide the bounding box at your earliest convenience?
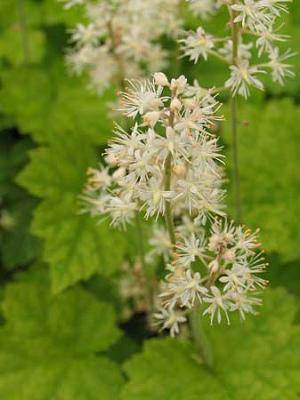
[112,167,126,180]
[209,259,219,274]
[170,75,187,95]
[104,153,118,165]
[173,163,187,177]
[223,248,235,262]
[154,72,169,87]
[182,98,196,109]
[170,97,182,112]
[143,111,161,127]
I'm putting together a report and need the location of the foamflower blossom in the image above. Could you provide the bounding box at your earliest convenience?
[83,72,267,336]
[154,307,187,337]
[181,0,294,98]
[225,61,265,98]
[83,73,225,229]
[187,0,220,19]
[156,218,267,330]
[180,27,215,62]
[62,0,182,94]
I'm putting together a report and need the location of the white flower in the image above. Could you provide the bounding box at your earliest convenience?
[176,233,207,267]
[154,72,170,87]
[140,177,175,219]
[85,165,112,192]
[170,75,188,95]
[232,0,272,32]
[154,307,187,336]
[208,218,235,253]
[160,265,208,309]
[174,269,208,308]
[70,23,99,46]
[62,0,183,93]
[107,194,137,228]
[256,27,289,57]
[219,40,253,62]
[225,60,265,98]
[259,0,291,16]
[180,27,215,63]
[267,47,295,85]
[148,225,173,261]
[120,79,166,118]
[203,286,231,324]
[229,291,261,320]
[82,73,268,334]
[188,0,218,20]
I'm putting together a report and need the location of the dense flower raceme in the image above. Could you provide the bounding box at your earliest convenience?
[182,0,295,98]
[61,0,182,94]
[83,73,267,336]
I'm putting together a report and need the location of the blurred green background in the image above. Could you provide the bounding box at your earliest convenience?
[0,0,300,399]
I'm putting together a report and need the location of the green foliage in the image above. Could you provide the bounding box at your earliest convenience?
[0,268,124,399]
[17,132,126,293]
[0,134,40,269]
[267,254,300,299]
[0,64,116,145]
[122,289,300,400]
[0,28,45,66]
[0,2,299,398]
[32,195,126,293]
[224,99,300,261]
[1,194,40,269]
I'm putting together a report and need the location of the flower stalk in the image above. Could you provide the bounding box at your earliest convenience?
[190,307,214,368]
[83,73,267,336]
[230,2,242,222]
[164,155,176,247]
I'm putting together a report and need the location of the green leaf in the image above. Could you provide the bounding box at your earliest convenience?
[0,64,116,145]
[17,133,126,293]
[122,289,300,400]
[1,194,40,269]
[0,268,124,399]
[0,134,40,269]
[224,99,300,261]
[32,195,126,293]
[0,27,45,65]
[267,254,300,299]
[17,133,94,198]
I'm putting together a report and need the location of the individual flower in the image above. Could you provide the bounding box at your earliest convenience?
[187,0,219,19]
[154,307,187,337]
[120,79,165,118]
[180,27,215,62]
[225,60,265,98]
[267,47,295,85]
[176,233,207,267]
[203,286,231,324]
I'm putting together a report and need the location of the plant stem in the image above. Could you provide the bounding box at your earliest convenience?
[190,307,214,368]
[164,153,176,246]
[230,3,242,223]
[16,0,30,63]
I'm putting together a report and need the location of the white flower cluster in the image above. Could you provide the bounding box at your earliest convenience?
[63,0,182,93]
[154,219,267,335]
[83,72,267,336]
[187,0,222,19]
[182,0,295,97]
[83,73,224,227]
